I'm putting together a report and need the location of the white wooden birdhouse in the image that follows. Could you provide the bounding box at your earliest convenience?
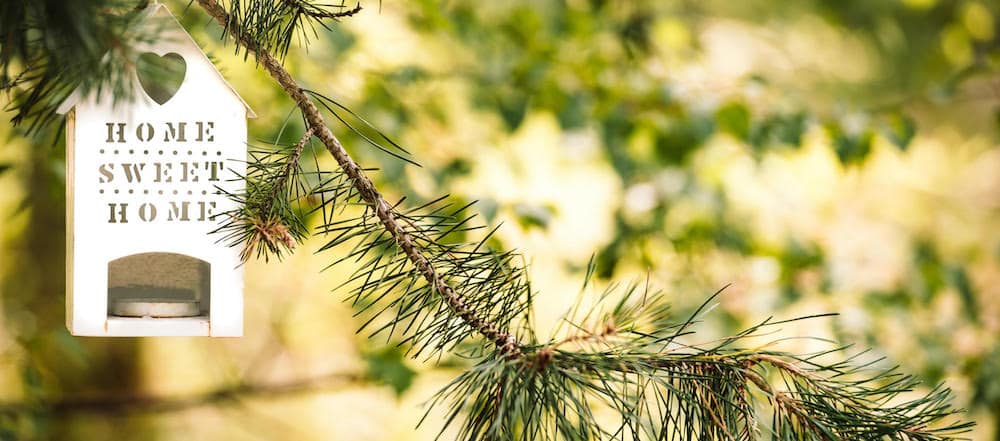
[58,4,255,337]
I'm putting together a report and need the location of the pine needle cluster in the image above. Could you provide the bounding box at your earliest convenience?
[216,127,315,261]
[220,0,362,60]
[0,0,165,135]
[429,281,972,440]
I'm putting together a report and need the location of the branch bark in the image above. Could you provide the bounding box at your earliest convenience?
[193,0,522,358]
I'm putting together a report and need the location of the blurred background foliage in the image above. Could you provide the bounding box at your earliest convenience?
[1,0,998,439]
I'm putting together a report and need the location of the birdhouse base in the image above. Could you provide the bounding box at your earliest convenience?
[105,315,211,337]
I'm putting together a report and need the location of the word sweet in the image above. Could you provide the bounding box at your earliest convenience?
[97,120,229,225]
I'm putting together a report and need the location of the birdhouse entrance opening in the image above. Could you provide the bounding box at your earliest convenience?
[108,252,210,319]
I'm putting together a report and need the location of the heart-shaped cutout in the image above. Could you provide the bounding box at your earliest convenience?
[136,52,186,105]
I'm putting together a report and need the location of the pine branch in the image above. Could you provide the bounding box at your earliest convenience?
[195,0,524,358]
[191,2,971,439]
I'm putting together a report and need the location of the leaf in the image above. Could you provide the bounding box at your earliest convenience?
[884,111,916,151]
[948,265,978,323]
[826,122,874,165]
[513,203,555,230]
[322,25,357,55]
[749,112,808,151]
[995,107,1000,136]
[55,329,89,367]
[556,93,589,129]
[436,158,473,185]
[21,364,42,392]
[385,65,428,85]
[364,346,417,397]
[497,90,529,131]
[0,426,16,441]
[715,101,750,141]
[654,114,713,164]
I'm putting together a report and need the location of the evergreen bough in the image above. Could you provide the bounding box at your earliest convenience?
[0,1,974,439]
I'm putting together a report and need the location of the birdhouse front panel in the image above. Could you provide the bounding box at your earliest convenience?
[62,5,253,337]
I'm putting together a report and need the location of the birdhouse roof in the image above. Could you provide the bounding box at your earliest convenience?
[57,3,256,118]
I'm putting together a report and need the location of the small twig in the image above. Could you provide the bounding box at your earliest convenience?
[552,320,617,349]
[703,392,738,441]
[262,127,313,214]
[281,0,362,20]
[742,368,832,440]
[238,129,313,261]
[743,353,830,386]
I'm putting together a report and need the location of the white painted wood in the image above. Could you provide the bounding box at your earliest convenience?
[106,316,211,337]
[60,4,251,337]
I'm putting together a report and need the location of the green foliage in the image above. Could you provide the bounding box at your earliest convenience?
[2,0,997,439]
[948,266,977,324]
[365,346,417,397]
[972,346,1000,410]
[135,52,187,104]
[316,189,534,358]
[429,284,970,440]
[655,112,714,165]
[0,0,160,135]
[825,122,875,166]
[513,203,556,231]
[749,112,808,152]
[197,0,978,436]
[716,101,751,141]
[883,112,917,151]
[216,132,316,262]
